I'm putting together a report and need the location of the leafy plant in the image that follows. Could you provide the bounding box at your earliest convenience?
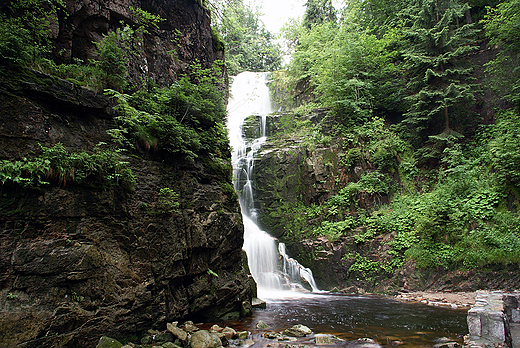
[0,143,134,189]
[156,188,180,214]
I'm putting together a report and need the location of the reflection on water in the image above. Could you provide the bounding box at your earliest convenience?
[212,293,468,347]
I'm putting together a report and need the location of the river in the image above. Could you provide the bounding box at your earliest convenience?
[225,71,468,347]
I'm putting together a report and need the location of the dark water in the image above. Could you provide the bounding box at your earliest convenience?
[212,293,468,347]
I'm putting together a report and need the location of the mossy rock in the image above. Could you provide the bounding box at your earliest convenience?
[96,336,123,348]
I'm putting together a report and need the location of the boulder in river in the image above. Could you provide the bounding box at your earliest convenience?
[222,327,237,339]
[252,298,267,309]
[283,324,312,337]
[256,320,271,329]
[190,330,223,348]
[315,334,335,345]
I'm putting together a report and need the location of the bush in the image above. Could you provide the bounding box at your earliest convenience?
[0,19,33,66]
[107,63,228,163]
[0,143,135,189]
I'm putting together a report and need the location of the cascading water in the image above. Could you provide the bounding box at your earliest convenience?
[227,71,319,297]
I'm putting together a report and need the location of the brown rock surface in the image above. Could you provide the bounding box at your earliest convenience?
[0,2,250,347]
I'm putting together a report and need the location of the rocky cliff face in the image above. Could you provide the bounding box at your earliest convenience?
[52,0,225,88]
[0,1,253,347]
[252,111,520,294]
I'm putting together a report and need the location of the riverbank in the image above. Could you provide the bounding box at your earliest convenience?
[394,291,477,309]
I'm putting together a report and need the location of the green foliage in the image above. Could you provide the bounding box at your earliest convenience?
[0,19,33,66]
[0,143,134,189]
[482,0,520,107]
[485,110,520,189]
[207,269,219,277]
[1,3,163,91]
[156,188,180,214]
[400,0,479,138]
[281,2,404,121]
[211,0,283,75]
[94,28,130,91]
[107,63,229,163]
[302,0,337,29]
[313,217,357,241]
[0,0,65,68]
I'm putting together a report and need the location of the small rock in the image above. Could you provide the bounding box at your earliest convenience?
[283,324,312,337]
[182,321,200,333]
[241,300,253,317]
[279,336,297,342]
[211,325,223,332]
[168,323,189,341]
[96,336,123,348]
[264,332,282,340]
[252,298,267,309]
[155,332,175,343]
[315,334,334,345]
[256,320,271,329]
[222,327,237,339]
[190,330,222,348]
[215,332,229,346]
[237,331,248,339]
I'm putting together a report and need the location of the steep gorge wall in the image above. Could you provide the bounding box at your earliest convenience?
[52,0,225,88]
[0,1,253,347]
[251,111,520,294]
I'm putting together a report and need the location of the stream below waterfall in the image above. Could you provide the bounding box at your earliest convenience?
[225,72,468,347]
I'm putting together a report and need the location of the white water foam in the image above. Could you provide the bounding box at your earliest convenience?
[227,72,320,298]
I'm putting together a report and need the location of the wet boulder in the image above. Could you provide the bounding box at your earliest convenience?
[283,324,312,337]
[222,327,237,340]
[315,334,334,345]
[256,320,271,329]
[190,330,223,348]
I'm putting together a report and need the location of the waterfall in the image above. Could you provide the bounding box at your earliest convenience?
[227,72,319,297]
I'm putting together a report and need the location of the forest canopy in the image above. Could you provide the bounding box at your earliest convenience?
[259,0,520,272]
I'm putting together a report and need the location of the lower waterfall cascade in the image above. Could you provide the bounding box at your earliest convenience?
[227,71,319,297]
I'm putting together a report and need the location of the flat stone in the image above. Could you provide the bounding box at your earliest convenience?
[183,321,200,333]
[315,334,334,345]
[167,323,188,341]
[211,325,223,332]
[283,324,312,337]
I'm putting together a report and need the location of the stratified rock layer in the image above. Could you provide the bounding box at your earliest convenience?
[0,1,252,347]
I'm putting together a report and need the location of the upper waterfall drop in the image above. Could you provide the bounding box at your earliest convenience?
[227,72,319,297]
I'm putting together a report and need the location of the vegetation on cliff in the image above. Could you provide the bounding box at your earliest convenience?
[0,1,253,346]
[1,1,231,188]
[257,0,520,288]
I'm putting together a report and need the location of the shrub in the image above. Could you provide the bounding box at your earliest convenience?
[0,143,135,189]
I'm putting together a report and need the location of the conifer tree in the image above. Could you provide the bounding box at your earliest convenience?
[302,0,337,29]
[401,0,479,139]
